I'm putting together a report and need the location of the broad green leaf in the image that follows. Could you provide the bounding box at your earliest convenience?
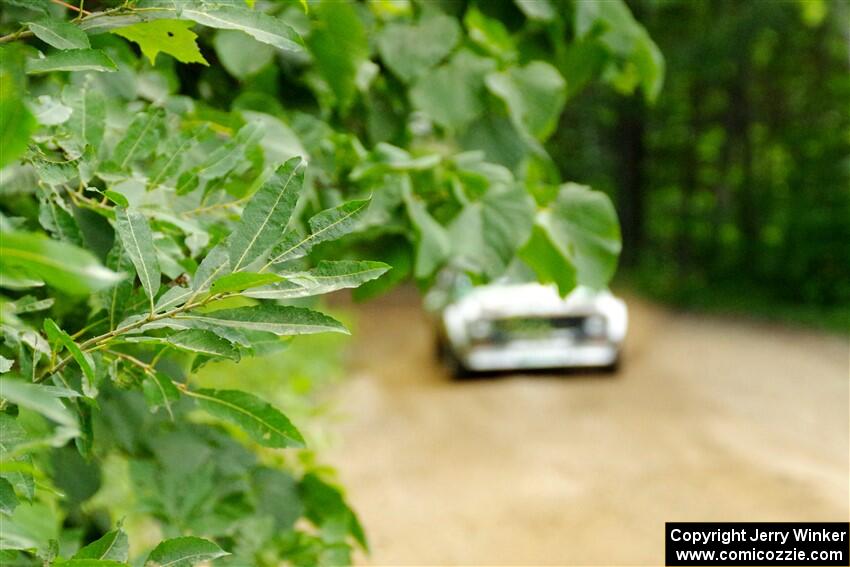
[26,49,117,74]
[519,223,577,296]
[43,319,96,391]
[114,208,161,306]
[0,378,79,436]
[0,231,123,295]
[141,371,180,417]
[0,477,19,514]
[73,528,129,561]
[145,536,227,567]
[26,18,90,49]
[38,195,84,246]
[464,7,516,61]
[485,61,566,141]
[109,110,163,170]
[111,20,207,65]
[210,272,282,294]
[0,47,36,169]
[265,198,371,267]
[307,1,368,110]
[172,304,348,336]
[249,260,389,299]
[515,0,555,21]
[177,5,303,52]
[187,388,304,448]
[228,156,303,271]
[213,30,274,80]
[378,12,460,83]
[410,49,495,131]
[402,178,450,279]
[523,183,621,293]
[448,186,535,279]
[63,82,106,148]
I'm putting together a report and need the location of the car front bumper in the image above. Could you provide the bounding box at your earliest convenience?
[457,339,620,371]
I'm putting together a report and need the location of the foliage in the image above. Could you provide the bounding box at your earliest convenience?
[555,0,850,314]
[0,0,662,565]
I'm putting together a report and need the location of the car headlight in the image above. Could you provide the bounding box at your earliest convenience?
[583,315,606,337]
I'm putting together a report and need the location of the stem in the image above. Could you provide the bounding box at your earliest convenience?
[51,0,91,15]
[0,29,33,45]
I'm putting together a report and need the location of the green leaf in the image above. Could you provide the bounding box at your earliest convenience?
[63,82,106,148]
[0,47,36,169]
[485,61,566,141]
[402,178,450,279]
[144,536,227,567]
[38,195,84,246]
[141,371,180,417]
[109,110,163,170]
[210,272,282,294]
[172,304,348,337]
[177,121,265,194]
[378,12,460,83]
[523,183,621,293]
[448,186,535,279]
[99,242,135,329]
[114,208,161,306]
[0,378,79,436]
[73,528,129,561]
[464,7,515,61]
[112,19,207,65]
[0,231,123,295]
[179,5,303,52]
[265,198,371,267]
[43,319,96,392]
[213,29,274,80]
[127,329,240,362]
[26,19,91,50]
[307,1,368,110]
[53,560,129,567]
[0,477,19,515]
[26,49,117,74]
[187,388,304,448]
[250,260,389,299]
[514,0,555,21]
[0,414,34,502]
[410,49,496,131]
[227,156,303,271]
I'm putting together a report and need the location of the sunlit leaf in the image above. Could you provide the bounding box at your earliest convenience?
[73,528,129,561]
[114,208,161,306]
[111,20,207,66]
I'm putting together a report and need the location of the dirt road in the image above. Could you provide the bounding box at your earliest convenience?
[324,289,849,566]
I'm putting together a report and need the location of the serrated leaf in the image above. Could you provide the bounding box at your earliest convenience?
[109,110,163,170]
[38,195,84,246]
[0,231,123,295]
[43,319,96,392]
[144,536,228,567]
[26,18,90,50]
[250,260,389,299]
[187,388,304,448]
[63,82,106,148]
[26,49,117,74]
[265,198,370,267]
[0,477,19,514]
[172,304,347,337]
[114,208,161,307]
[73,528,129,562]
[210,272,281,294]
[228,156,303,271]
[112,19,207,65]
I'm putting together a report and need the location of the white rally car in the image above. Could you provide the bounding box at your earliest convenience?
[434,278,627,375]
